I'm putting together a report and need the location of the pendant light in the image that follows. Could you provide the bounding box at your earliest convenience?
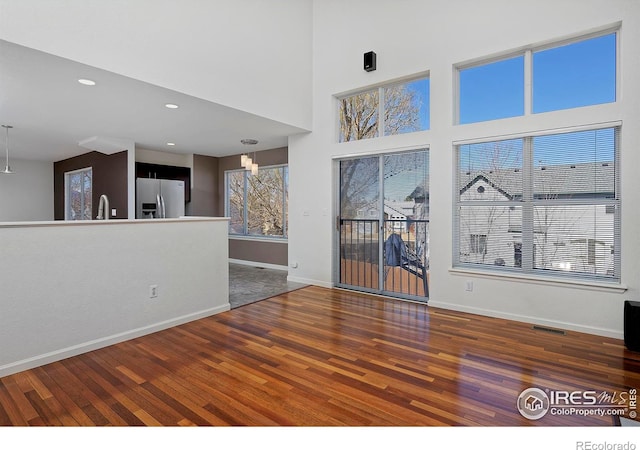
[240,139,258,173]
[1,125,14,174]
[251,156,259,175]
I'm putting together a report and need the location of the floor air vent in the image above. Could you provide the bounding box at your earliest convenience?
[532,325,566,335]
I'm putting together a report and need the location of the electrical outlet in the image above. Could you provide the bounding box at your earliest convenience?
[149,284,158,298]
[111,208,117,217]
[465,280,473,292]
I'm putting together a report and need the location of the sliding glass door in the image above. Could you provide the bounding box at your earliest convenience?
[337,149,429,302]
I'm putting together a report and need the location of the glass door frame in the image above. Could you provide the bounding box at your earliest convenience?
[333,147,429,302]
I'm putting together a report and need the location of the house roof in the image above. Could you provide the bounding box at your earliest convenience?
[459,162,615,198]
[384,201,412,218]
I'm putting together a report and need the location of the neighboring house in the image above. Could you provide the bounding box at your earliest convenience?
[458,162,615,275]
[355,198,428,230]
[351,195,431,268]
[384,200,414,231]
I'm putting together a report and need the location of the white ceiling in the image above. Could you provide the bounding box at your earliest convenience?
[0,39,307,162]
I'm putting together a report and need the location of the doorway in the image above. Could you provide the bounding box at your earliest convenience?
[336,149,429,302]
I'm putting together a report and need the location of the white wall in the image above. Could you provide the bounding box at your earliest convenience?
[0,218,230,377]
[0,158,53,221]
[0,0,313,130]
[288,0,640,338]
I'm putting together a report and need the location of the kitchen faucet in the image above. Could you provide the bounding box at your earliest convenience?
[96,194,110,220]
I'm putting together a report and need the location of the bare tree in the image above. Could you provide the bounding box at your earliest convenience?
[247,168,286,236]
[228,167,287,237]
[532,165,583,271]
[338,85,423,217]
[459,141,521,265]
[340,91,379,142]
[383,85,420,136]
[339,157,379,219]
[339,85,420,142]
[227,171,245,234]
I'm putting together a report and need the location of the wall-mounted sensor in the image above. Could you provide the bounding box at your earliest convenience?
[364,51,376,72]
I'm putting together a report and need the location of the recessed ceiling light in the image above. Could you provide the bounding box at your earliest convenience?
[165,103,179,109]
[78,78,96,86]
[167,142,175,146]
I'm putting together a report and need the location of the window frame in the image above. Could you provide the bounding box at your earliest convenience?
[454,27,619,125]
[64,166,93,221]
[453,124,621,283]
[224,164,288,240]
[337,73,430,143]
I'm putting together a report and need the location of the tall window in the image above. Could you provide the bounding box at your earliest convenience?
[338,76,430,142]
[456,31,617,124]
[225,165,288,238]
[454,126,620,280]
[65,167,92,220]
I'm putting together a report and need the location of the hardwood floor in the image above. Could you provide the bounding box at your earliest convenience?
[1,285,639,426]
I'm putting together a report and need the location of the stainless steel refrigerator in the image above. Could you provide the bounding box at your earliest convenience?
[136,178,185,219]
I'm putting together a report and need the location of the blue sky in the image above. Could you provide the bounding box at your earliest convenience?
[460,56,524,123]
[351,33,616,201]
[407,78,430,131]
[459,32,616,168]
[460,32,616,123]
[387,78,430,134]
[533,33,616,113]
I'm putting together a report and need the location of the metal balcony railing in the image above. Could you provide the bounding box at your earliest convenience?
[339,218,429,299]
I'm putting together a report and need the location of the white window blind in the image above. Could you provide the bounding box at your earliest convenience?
[455,126,619,281]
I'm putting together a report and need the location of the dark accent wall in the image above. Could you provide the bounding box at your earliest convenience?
[54,151,128,220]
[229,239,288,267]
[217,147,289,267]
[189,154,219,216]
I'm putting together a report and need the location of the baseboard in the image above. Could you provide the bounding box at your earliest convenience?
[286,275,333,288]
[0,304,230,378]
[229,258,288,271]
[427,300,623,340]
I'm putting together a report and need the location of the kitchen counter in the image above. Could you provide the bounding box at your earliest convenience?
[0,216,229,228]
[0,216,230,377]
